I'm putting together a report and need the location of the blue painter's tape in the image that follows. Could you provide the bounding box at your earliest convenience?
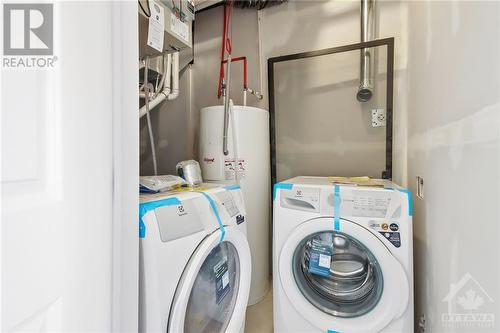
[327,330,341,333]
[224,184,241,191]
[200,192,225,242]
[273,182,293,201]
[334,185,340,231]
[397,189,413,216]
[139,220,146,238]
[139,197,182,238]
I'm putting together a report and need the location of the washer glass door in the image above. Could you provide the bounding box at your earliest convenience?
[292,230,383,318]
[183,241,240,333]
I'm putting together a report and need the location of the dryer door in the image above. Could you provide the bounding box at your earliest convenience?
[168,227,251,333]
[279,217,409,333]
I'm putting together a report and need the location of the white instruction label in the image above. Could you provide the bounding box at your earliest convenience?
[147,1,165,52]
[224,159,246,180]
[352,194,390,218]
[318,254,331,269]
[170,13,189,43]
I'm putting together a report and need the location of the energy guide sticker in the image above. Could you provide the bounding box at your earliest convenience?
[308,239,332,277]
[214,258,230,304]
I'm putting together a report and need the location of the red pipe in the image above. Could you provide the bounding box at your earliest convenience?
[222,56,247,90]
[217,1,235,98]
[217,4,228,99]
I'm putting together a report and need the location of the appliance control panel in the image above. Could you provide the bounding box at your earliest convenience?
[280,187,320,212]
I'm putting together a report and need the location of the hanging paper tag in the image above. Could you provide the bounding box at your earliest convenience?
[308,239,332,277]
[147,1,165,52]
[214,258,230,304]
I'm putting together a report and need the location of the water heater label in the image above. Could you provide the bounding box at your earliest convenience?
[170,13,189,43]
[224,159,246,180]
[147,2,165,52]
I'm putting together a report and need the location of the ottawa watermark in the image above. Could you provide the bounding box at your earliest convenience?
[2,3,57,69]
[442,273,495,330]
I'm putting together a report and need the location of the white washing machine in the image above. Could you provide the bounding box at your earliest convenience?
[273,177,413,333]
[139,184,251,333]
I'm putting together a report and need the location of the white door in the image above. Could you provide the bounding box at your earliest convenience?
[279,217,409,333]
[1,2,138,331]
[169,228,251,333]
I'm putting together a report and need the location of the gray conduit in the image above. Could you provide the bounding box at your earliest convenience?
[357,0,375,102]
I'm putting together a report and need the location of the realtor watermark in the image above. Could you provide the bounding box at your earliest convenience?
[442,273,495,330]
[2,3,57,69]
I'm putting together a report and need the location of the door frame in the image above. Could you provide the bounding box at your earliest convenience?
[111,2,140,332]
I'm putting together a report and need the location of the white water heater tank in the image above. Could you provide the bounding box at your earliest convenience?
[199,105,270,305]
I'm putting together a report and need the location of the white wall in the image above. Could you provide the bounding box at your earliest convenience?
[192,6,261,115]
[406,2,500,332]
[258,0,409,184]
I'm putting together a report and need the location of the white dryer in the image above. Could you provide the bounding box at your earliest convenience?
[139,184,251,333]
[273,177,413,333]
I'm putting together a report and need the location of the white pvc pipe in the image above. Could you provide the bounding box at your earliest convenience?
[165,53,172,96]
[139,93,165,118]
[139,53,174,118]
[167,51,179,101]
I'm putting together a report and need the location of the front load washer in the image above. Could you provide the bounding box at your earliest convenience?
[139,184,251,333]
[273,177,413,333]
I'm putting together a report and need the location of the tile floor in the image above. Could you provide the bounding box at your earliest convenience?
[244,287,273,333]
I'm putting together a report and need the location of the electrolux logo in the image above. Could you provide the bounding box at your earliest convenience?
[3,3,57,68]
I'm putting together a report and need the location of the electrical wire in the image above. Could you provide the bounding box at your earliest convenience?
[151,54,168,100]
[217,1,235,98]
[143,57,159,175]
[139,0,151,17]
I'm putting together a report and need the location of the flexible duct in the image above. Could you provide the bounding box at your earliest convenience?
[222,54,232,156]
[221,1,234,156]
[357,0,375,102]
